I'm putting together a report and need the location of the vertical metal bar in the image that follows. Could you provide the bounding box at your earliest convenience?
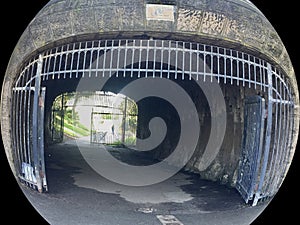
[237,54,240,86]
[210,47,213,82]
[138,40,142,78]
[182,45,185,80]
[82,42,88,78]
[167,41,171,79]
[109,41,114,77]
[281,98,294,189]
[58,48,63,79]
[196,43,199,81]
[27,90,32,165]
[263,64,267,93]
[115,41,120,78]
[11,90,17,169]
[145,40,149,78]
[19,76,25,166]
[39,87,47,191]
[18,79,24,167]
[242,53,245,87]
[276,77,289,192]
[160,41,164,78]
[46,51,52,80]
[70,43,76,79]
[217,48,220,83]
[267,76,279,195]
[95,40,101,77]
[23,68,31,166]
[203,45,206,82]
[23,79,29,166]
[124,40,128,78]
[32,54,43,192]
[90,108,94,143]
[61,94,64,141]
[254,63,257,90]
[248,61,251,88]
[52,47,59,80]
[252,97,266,203]
[63,44,69,79]
[153,40,157,78]
[230,50,233,85]
[121,97,128,144]
[285,83,294,166]
[41,57,46,81]
[51,105,54,141]
[103,40,108,77]
[75,43,81,78]
[273,77,284,192]
[27,60,36,167]
[272,78,283,194]
[89,41,95,78]
[224,51,227,84]
[131,40,135,78]
[259,60,263,91]
[14,89,22,172]
[175,41,178,80]
[253,63,273,205]
[189,44,192,80]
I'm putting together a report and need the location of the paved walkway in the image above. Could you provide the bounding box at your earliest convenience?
[22,140,269,225]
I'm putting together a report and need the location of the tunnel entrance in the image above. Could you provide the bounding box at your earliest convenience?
[51,91,138,146]
[11,39,295,205]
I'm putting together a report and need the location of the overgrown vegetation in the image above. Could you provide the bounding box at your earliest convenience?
[52,94,89,139]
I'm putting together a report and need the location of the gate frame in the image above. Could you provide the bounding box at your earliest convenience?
[236,96,266,205]
[10,39,295,199]
[12,55,48,192]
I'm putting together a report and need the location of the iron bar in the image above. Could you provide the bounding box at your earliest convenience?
[39,88,47,190]
[32,55,43,192]
[159,41,163,78]
[253,63,273,205]
[124,40,128,77]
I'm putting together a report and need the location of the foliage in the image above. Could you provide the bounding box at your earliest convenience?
[52,94,89,139]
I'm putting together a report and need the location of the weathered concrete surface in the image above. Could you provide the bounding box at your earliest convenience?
[1,0,299,182]
[137,80,262,186]
[4,0,298,84]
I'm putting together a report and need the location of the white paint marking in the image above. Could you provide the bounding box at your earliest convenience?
[137,207,156,214]
[156,215,184,225]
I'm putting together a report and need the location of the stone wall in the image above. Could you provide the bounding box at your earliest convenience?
[136,78,264,186]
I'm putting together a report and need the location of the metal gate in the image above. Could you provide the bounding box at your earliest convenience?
[11,39,295,198]
[90,94,138,146]
[12,56,48,192]
[236,64,295,206]
[237,96,266,204]
[51,94,64,143]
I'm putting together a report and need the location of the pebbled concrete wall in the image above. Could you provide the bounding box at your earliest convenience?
[1,0,299,182]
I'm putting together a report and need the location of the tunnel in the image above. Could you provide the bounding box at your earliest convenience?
[1,0,299,224]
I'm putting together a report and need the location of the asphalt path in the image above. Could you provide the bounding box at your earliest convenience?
[21,140,269,225]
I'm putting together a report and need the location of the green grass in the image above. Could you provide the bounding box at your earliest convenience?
[54,115,90,137]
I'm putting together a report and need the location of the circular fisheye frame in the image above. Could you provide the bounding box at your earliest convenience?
[1,1,298,225]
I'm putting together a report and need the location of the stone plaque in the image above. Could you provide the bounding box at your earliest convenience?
[146,4,175,22]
